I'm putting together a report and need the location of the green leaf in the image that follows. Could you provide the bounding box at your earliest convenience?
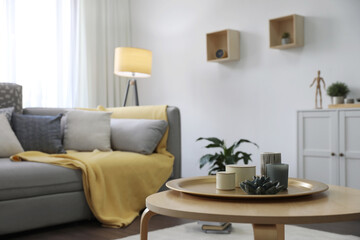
[204,143,222,149]
[209,154,220,163]
[225,155,236,165]
[234,139,259,149]
[236,151,253,165]
[199,154,213,169]
[209,166,224,175]
[196,137,224,146]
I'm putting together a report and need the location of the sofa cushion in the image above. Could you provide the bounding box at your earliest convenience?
[111,119,168,154]
[12,113,65,154]
[63,110,112,151]
[0,158,83,201]
[0,107,14,122]
[0,114,24,158]
[0,83,22,113]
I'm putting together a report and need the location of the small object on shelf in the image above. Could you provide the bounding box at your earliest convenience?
[310,70,326,109]
[269,14,304,49]
[206,29,240,62]
[240,176,285,195]
[357,98,360,103]
[215,49,227,59]
[345,98,354,104]
[281,32,291,45]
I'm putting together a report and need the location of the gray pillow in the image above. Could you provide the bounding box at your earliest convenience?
[0,83,22,113]
[12,113,65,154]
[111,119,168,154]
[63,110,111,151]
[0,114,24,157]
[0,107,14,122]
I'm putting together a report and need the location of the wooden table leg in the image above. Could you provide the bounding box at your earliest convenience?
[252,224,284,240]
[140,208,157,240]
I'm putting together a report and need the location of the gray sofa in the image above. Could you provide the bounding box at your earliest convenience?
[0,84,181,235]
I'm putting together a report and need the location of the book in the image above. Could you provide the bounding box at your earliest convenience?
[201,222,231,231]
[197,221,227,226]
[202,223,232,234]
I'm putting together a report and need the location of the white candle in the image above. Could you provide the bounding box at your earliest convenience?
[216,172,235,190]
[226,165,256,187]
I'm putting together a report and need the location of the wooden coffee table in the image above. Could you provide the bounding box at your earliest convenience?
[140,184,360,240]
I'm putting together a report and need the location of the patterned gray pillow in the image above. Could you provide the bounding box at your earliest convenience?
[0,107,14,122]
[12,113,65,154]
[0,83,22,113]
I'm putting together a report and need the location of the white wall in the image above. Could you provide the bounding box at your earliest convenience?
[129,0,360,177]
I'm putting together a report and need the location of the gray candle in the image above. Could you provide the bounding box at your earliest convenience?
[260,152,281,176]
[265,163,289,189]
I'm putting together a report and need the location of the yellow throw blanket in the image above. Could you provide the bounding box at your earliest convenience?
[11,150,174,227]
[11,105,175,227]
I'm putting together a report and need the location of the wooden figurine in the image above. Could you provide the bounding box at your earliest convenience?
[310,70,326,109]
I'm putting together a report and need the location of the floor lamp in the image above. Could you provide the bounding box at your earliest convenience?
[114,47,152,106]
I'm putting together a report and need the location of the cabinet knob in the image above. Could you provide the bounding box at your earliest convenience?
[339,153,344,157]
[331,152,336,156]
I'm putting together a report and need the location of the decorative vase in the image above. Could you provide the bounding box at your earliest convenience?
[281,38,290,45]
[333,96,344,104]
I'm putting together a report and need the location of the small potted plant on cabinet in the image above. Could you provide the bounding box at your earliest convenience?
[327,82,350,104]
[281,32,291,45]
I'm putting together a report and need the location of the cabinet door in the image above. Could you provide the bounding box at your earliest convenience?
[298,111,338,184]
[339,110,360,189]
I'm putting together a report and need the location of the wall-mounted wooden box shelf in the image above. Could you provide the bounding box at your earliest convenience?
[269,14,304,49]
[206,29,240,62]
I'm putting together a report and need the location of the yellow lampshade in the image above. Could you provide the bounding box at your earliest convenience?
[114,47,152,78]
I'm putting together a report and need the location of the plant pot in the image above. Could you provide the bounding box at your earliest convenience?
[281,38,290,45]
[332,96,344,104]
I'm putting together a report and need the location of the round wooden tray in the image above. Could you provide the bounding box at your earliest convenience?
[166,176,329,199]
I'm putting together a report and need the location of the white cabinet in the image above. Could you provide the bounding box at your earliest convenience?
[297,109,360,189]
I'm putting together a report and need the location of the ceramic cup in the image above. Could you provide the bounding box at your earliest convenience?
[226,165,255,187]
[216,172,235,190]
[265,163,289,189]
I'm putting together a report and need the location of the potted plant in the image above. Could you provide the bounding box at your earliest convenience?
[327,82,350,104]
[281,32,290,45]
[197,137,258,175]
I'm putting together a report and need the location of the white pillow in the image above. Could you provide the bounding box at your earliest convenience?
[0,114,24,157]
[63,110,112,151]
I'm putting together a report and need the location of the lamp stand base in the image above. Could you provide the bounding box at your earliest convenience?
[123,79,139,107]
